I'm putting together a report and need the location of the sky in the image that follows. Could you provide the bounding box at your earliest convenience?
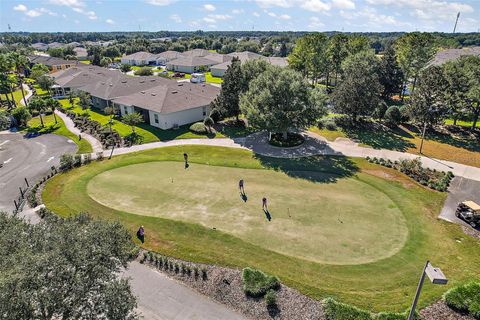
[1,0,479,33]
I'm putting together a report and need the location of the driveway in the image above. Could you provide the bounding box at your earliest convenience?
[439,176,480,228]
[0,132,77,217]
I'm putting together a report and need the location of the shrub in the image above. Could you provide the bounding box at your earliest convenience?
[134,67,153,76]
[444,281,480,319]
[83,153,92,164]
[384,106,402,126]
[0,111,11,130]
[376,310,419,320]
[323,298,373,320]
[264,289,277,307]
[325,119,337,131]
[242,267,280,297]
[203,116,214,133]
[201,268,207,280]
[11,107,32,127]
[374,102,388,120]
[189,122,208,134]
[96,151,104,161]
[59,154,75,171]
[73,154,82,167]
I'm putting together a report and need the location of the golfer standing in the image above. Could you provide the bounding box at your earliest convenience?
[239,179,245,194]
[262,197,268,211]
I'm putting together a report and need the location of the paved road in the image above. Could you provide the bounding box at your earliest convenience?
[0,132,77,218]
[124,262,245,320]
[440,177,480,227]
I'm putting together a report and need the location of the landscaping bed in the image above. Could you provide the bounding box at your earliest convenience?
[366,157,454,191]
[269,132,305,148]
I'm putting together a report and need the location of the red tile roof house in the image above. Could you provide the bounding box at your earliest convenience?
[50,65,220,130]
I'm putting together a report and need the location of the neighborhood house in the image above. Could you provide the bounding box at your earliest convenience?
[49,65,220,129]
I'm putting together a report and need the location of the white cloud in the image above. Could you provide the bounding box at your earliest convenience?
[145,0,174,6]
[301,0,331,12]
[255,0,293,8]
[48,0,84,7]
[366,0,473,21]
[203,17,215,23]
[39,8,58,16]
[332,0,355,9]
[106,18,115,24]
[232,8,245,14]
[26,9,42,17]
[308,16,325,28]
[279,14,291,19]
[13,4,27,12]
[170,14,182,23]
[208,14,232,20]
[72,7,97,19]
[339,7,408,28]
[203,4,216,11]
[268,12,277,17]
[253,11,261,17]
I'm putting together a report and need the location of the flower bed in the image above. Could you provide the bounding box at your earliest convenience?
[269,132,305,148]
[366,157,454,192]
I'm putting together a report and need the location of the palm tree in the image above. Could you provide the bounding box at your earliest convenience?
[204,116,214,133]
[28,97,47,127]
[0,54,16,108]
[44,97,60,124]
[9,52,29,107]
[122,112,143,134]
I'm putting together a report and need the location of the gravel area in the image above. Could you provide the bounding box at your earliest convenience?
[140,254,325,320]
[420,301,476,320]
[462,226,480,240]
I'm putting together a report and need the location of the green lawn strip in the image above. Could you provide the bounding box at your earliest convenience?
[58,98,224,143]
[1,89,25,106]
[42,145,480,312]
[444,119,475,127]
[27,114,93,154]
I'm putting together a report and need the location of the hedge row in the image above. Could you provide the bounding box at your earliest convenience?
[444,281,480,319]
[366,157,454,192]
[323,298,419,320]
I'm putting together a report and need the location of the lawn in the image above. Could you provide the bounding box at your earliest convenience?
[27,114,93,154]
[42,145,480,313]
[1,89,25,106]
[166,71,222,84]
[310,121,480,167]
[59,98,225,143]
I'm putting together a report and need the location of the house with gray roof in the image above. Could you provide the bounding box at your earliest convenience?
[50,65,219,129]
[210,51,288,77]
[29,55,78,73]
[430,47,480,66]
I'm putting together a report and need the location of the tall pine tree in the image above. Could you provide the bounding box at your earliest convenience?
[210,57,243,121]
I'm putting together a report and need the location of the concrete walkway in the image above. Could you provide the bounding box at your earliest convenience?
[19,83,33,106]
[55,110,104,153]
[124,262,245,320]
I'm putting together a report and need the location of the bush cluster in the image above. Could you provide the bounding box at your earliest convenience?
[0,110,11,130]
[444,281,480,319]
[318,118,338,131]
[269,132,305,148]
[60,108,123,147]
[189,122,208,134]
[323,298,419,320]
[366,156,454,192]
[242,267,280,297]
[141,251,207,281]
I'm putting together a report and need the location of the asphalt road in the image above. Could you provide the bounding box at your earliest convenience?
[440,176,480,229]
[0,132,77,216]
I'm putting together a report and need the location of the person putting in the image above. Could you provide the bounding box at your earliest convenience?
[262,197,268,211]
[183,152,189,169]
[239,179,245,194]
[137,225,145,244]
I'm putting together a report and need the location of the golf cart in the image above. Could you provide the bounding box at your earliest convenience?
[455,201,480,227]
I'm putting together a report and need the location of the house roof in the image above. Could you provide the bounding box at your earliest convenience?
[112,82,219,114]
[31,43,49,50]
[167,56,220,67]
[268,57,288,67]
[155,50,184,60]
[227,51,263,61]
[210,51,288,71]
[73,47,88,57]
[29,55,78,67]
[431,47,480,65]
[182,49,211,57]
[122,51,156,61]
[51,64,218,114]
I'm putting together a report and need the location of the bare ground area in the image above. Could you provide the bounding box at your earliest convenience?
[420,301,476,320]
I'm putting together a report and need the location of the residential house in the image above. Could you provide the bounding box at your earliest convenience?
[31,42,49,51]
[210,51,288,77]
[120,51,158,66]
[29,55,78,73]
[166,50,232,74]
[430,47,480,66]
[50,65,220,129]
[73,47,88,60]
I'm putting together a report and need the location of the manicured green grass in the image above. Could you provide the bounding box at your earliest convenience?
[80,60,91,65]
[87,161,408,264]
[444,119,475,127]
[27,114,93,154]
[1,89,25,106]
[166,71,222,84]
[59,98,225,143]
[42,146,480,312]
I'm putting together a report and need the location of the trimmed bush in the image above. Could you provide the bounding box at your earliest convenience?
[0,111,11,130]
[444,281,480,319]
[59,154,75,171]
[323,298,373,320]
[242,267,280,297]
[264,289,277,306]
[189,122,208,134]
[384,106,402,126]
[134,67,153,76]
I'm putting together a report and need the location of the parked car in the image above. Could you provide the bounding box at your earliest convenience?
[172,72,185,78]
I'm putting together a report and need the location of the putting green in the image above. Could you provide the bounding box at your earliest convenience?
[87,161,408,264]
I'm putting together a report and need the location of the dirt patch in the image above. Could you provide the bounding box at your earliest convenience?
[462,226,480,240]
[139,254,325,320]
[420,300,475,320]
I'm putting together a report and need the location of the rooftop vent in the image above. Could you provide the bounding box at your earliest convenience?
[121,80,127,83]
[141,91,146,94]
[171,90,178,94]
[151,93,156,96]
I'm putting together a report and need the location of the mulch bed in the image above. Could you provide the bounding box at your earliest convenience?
[140,255,325,320]
[420,301,476,320]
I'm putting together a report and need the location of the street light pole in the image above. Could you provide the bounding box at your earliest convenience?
[408,261,429,320]
[408,261,448,320]
[419,121,427,154]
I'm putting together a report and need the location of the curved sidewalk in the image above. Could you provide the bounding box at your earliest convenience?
[101,131,480,182]
[19,84,33,106]
[55,110,104,153]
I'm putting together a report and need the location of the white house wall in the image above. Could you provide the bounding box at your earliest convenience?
[117,104,135,117]
[148,105,209,129]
